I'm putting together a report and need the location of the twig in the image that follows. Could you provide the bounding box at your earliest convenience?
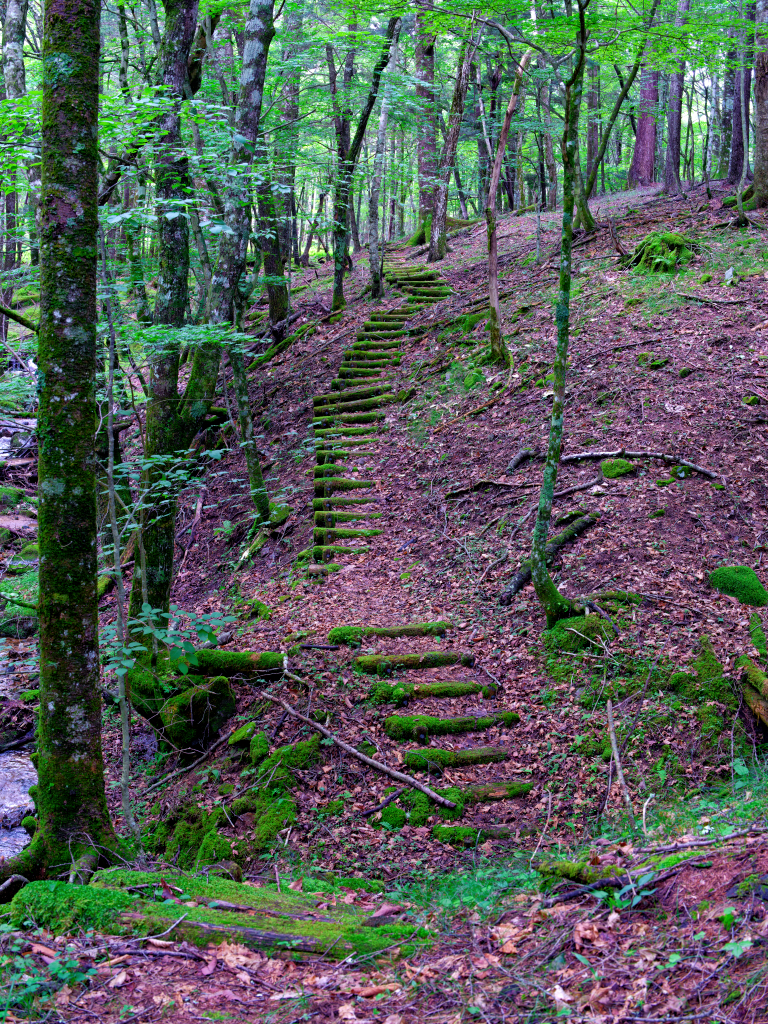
[141,915,189,941]
[672,288,747,305]
[362,786,406,817]
[143,727,237,797]
[0,874,29,895]
[607,699,636,830]
[642,794,656,837]
[446,477,522,499]
[553,475,602,499]
[256,689,456,808]
[478,551,508,584]
[529,789,552,869]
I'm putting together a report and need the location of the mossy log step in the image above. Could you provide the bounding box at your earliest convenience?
[432,823,513,846]
[354,651,474,674]
[739,657,768,726]
[464,781,534,803]
[357,331,406,341]
[315,450,377,463]
[312,396,394,416]
[384,711,520,741]
[314,527,383,542]
[315,385,386,404]
[313,426,377,437]
[341,359,397,370]
[185,650,284,679]
[315,437,377,450]
[311,544,370,561]
[313,496,378,509]
[314,464,361,478]
[337,367,390,378]
[343,348,398,360]
[313,478,374,495]
[370,680,488,705]
[405,746,508,771]
[329,621,451,644]
[314,511,381,525]
[312,412,385,427]
[9,875,428,960]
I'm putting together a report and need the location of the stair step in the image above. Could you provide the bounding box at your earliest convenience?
[353,652,474,674]
[464,781,534,803]
[314,385,386,404]
[309,543,370,562]
[404,747,509,771]
[312,496,378,509]
[314,511,381,525]
[314,527,383,542]
[312,412,385,427]
[370,680,487,704]
[313,478,374,496]
[384,711,520,741]
[313,395,394,416]
[312,426,377,437]
[328,621,451,644]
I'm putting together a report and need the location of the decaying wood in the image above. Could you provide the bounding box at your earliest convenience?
[257,690,457,809]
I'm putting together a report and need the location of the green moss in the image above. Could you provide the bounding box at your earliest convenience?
[537,860,622,885]
[380,803,407,829]
[318,799,344,817]
[160,675,236,749]
[218,783,234,796]
[256,734,320,786]
[743,395,760,407]
[247,599,272,621]
[228,720,261,748]
[249,730,269,766]
[384,711,519,741]
[369,680,484,706]
[709,566,768,607]
[354,651,473,675]
[19,688,40,703]
[0,485,23,508]
[431,824,512,846]
[649,508,666,519]
[197,830,234,865]
[623,231,699,272]
[302,875,385,895]
[404,746,507,771]
[21,816,37,836]
[679,367,694,378]
[543,614,614,653]
[357,741,376,757]
[185,650,285,678]
[11,881,137,934]
[146,802,230,869]
[328,626,365,646]
[601,458,634,478]
[749,613,767,661]
[329,621,450,646]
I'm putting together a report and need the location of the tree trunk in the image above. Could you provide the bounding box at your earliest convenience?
[728,65,752,184]
[1,0,28,355]
[542,79,558,208]
[2,0,119,892]
[275,6,302,267]
[428,27,478,263]
[662,0,691,194]
[530,5,589,628]
[300,189,327,264]
[485,50,532,367]
[329,18,400,311]
[627,66,658,186]
[369,31,399,297]
[128,0,200,622]
[719,52,736,178]
[754,0,768,206]
[415,1,437,221]
[586,60,599,179]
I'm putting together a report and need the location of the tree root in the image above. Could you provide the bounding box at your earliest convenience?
[499,512,600,605]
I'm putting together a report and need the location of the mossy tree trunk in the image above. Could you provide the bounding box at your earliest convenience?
[485,50,531,367]
[328,18,400,311]
[530,1,590,629]
[0,0,120,896]
[428,30,477,263]
[255,162,290,340]
[754,0,768,207]
[368,28,399,298]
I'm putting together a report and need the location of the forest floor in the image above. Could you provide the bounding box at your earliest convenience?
[3,181,768,1022]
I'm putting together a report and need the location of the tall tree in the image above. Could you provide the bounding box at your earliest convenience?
[662,0,692,194]
[754,0,768,205]
[428,24,479,262]
[627,65,658,186]
[368,26,400,298]
[414,2,437,223]
[1,0,118,897]
[728,63,752,184]
[327,18,400,311]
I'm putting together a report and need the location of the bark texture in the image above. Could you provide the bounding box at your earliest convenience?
[19,0,118,886]
[415,1,437,220]
[755,0,768,206]
[728,65,751,185]
[627,66,658,186]
[662,0,691,194]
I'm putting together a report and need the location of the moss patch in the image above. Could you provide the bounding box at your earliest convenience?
[369,680,485,706]
[543,614,615,654]
[185,650,285,678]
[601,458,634,479]
[354,651,473,675]
[709,566,768,607]
[749,613,767,661]
[160,675,236,749]
[622,231,699,272]
[328,621,450,646]
[11,881,137,933]
[146,802,230,869]
[404,746,508,771]
[537,860,623,885]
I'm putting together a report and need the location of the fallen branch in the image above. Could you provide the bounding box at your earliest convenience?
[143,726,238,797]
[498,512,599,605]
[0,874,29,896]
[0,729,35,754]
[672,288,747,306]
[256,690,456,809]
[558,448,720,480]
[553,475,602,500]
[362,786,406,817]
[0,303,38,334]
[607,699,635,830]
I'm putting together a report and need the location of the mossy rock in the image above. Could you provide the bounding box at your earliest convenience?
[601,458,635,479]
[21,816,36,836]
[228,720,261,748]
[0,485,23,508]
[543,614,615,654]
[709,565,768,607]
[679,367,694,378]
[247,599,272,621]
[749,613,767,661]
[249,730,269,766]
[146,802,230,869]
[622,231,699,272]
[160,675,236,749]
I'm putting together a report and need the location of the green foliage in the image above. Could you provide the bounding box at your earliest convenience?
[709,566,768,607]
[543,614,614,653]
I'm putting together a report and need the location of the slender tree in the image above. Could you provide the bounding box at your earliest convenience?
[663,0,692,194]
[1,0,118,897]
[754,0,768,205]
